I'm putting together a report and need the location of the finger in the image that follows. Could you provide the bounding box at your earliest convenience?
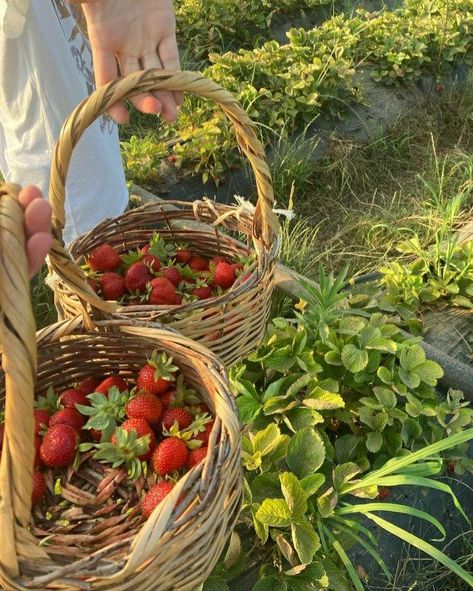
[119,54,162,116]
[157,36,182,121]
[24,199,52,239]
[92,46,129,124]
[27,232,53,278]
[141,50,177,122]
[18,185,43,209]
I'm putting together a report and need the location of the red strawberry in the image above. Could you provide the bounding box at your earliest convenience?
[163,267,182,287]
[125,262,153,292]
[140,244,151,255]
[126,393,163,425]
[136,351,178,396]
[175,248,191,264]
[378,486,390,501]
[212,255,229,266]
[161,407,193,432]
[148,277,176,305]
[100,272,126,300]
[173,294,183,305]
[34,409,51,435]
[187,446,208,469]
[40,424,78,468]
[142,253,161,272]
[188,256,209,271]
[90,428,102,443]
[32,471,47,505]
[87,278,99,293]
[231,263,244,275]
[213,261,235,289]
[49,408,84,433]
[76,376,101,395]
[192,285,212,300]
[195,420,214,444]
[34,435,42,467]
[141,481,175,518]
[96,376,128,396]
[60,388,89,409]
[88,244,121,272]
[111,418,156,460]
[151,437,188,475]
[160,389,177,409]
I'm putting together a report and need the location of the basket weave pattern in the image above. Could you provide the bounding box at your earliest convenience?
[48,70,279,366]
[0,184,242,591]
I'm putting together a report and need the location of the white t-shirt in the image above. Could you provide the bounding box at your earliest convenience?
[0,0,128,244]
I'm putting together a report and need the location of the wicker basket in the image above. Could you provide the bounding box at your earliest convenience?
[47,70,279,366]
[0,183,242,590]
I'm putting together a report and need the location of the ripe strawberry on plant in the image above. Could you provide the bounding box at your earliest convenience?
[34,409,51,436]
[160,407,193,432]
[76,376,101,395]
[377,486,390,501]
[111,418,156,460]
[126,392,163,425]
[137,350,178,396]
[96,376,129,396]
[50,408,84,433]
[59,388,90,409]
[100,272,126,300]
[141,481,175,518]
[187,446,208,469]
[151,437,188,475]
[77,386,128,442]
[32,471,47,505]
[94,427,153,480]
[213,261,235,289]
[125,262,153,293]
[188,255,209,272]
[40,424,78,468]
[88,244,121,272]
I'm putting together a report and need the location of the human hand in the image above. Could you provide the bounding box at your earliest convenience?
[77,0,182,124]
[18,187,53,278]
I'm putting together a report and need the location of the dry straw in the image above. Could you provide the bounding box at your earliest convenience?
[0,183,242,591]
[47,69,280,366]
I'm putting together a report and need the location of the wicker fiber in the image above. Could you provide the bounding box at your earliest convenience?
[0,184,242,591]
[47,69,279,366]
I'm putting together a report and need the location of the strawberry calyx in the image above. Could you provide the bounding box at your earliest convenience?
[36,385,60,414]
[148,350,179,383]
[93,428,150,481]
[162,422,203,450]
[149,233,176,261]
[184,412,213,439]
[76,386,128,442]
[120,249,143,269]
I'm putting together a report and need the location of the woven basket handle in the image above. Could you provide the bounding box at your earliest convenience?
[0,183,38,576]
[49,69,278,247]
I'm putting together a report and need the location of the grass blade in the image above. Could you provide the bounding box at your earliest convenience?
[363,512,473,588]
[330,515,378,546]
[336,503,446,541]
[324,529,365,591]
[341,429,473,494]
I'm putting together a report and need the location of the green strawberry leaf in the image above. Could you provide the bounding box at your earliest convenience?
[256,498,292,527]
[286,427,325,479]
[291,520,320,564]
[341,344,369,373]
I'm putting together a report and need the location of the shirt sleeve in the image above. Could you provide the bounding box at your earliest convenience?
[1,0,30,38]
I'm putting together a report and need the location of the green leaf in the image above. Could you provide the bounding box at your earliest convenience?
[414,360,444,385]
[284,408,324,432]
[364,513,473,588]
[341,344,368,373]
[333,463,361,490]
[366,431,383,453]
[398,367,421,389]
[401,418,422,446]
[326,533,364,591]
[286,428,325,479]
[253,577,287,591]
[203,576,230,591]
[256,499,292,527]
[303,387,345,411]
[377,365,393,384]
[373,387,397,410]
[253,424,282,456]
[400,344,425,371]
[317,488,338,518]
[237,395,262,423]
[300,473,325,497]
[338,316,367,336]
[285,561,328,587]
[291,520,320,564]
[280,473,307,519]
[335,434,361,464]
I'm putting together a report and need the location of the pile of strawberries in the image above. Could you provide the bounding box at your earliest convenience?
[83,232,253,305]
[0,350,214,519]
